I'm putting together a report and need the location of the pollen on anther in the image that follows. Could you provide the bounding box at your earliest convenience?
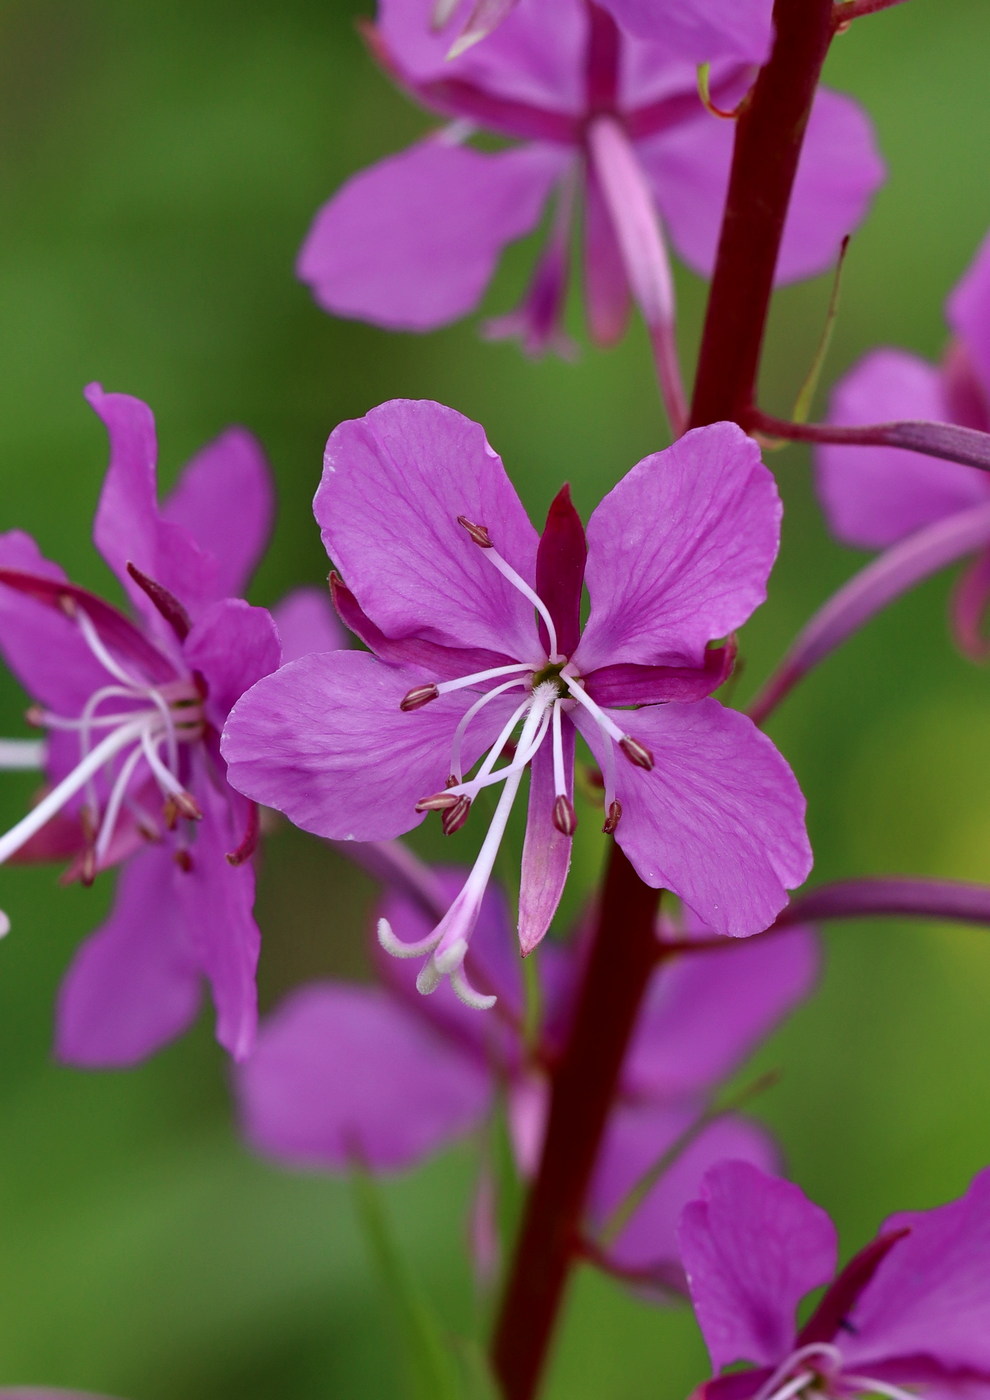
[415,790,462,812]
[603,799,622,834]
[457,515,493,548]
[400,683,439,712]
[553,794,577,836]
[442,794,471,835]
[619,735,654,771]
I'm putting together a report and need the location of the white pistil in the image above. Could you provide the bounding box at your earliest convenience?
[0,739,44,770]
[551,700,567,798]
[75,608,148,692]
[448,676,528,784]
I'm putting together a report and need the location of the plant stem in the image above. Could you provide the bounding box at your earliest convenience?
[490,850,660,1399]
[689,0,837,429]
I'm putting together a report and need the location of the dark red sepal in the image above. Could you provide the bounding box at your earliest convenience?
[126,561,192,641]
[797,1225,911,1347]
[536,484,587,659]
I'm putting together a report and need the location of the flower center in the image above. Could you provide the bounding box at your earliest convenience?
[0,606,207,932]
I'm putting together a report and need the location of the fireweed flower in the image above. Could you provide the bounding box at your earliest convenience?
[237,867,818,1291]
[816,228,990,660]
[681,1159,990,1400]
[0,385,286,1064]
[299,0,882,416]
[222,399,812,1007]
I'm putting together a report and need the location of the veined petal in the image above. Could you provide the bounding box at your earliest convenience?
[817,349,986,550]
[639,88,883,284]
[841,1166,990,1375]
[86,385,217,625]
[298,139,564,331]
[596,0,772,63]
[236,982,491,1171]
[221,650,519,842]
[591,1108,779,1287]
[162,427,275,600]
[182,597,281,731]
[518,719,574,954]
[317,400,540,658]
[273,586,348,664]
[573,701,812,936]
[624,924,818,1098]
[574,424,779,673]
[679,1160,837,1370]
[55,842,202,1067]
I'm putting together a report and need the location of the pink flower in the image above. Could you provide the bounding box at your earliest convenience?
[222,399,811,1005]
[681,1160,990,1400]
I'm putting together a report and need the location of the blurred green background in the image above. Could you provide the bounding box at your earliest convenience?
[1,0,989,1394]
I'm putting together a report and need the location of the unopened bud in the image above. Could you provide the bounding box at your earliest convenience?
[457,515,493,548]
[603,800,622,834]
[442,795,472,835]
[415,791,463,812]
[619,735,654,771]
[553,794,577,836]
[400,683,439,712]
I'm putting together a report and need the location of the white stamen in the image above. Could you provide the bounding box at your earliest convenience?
[0,739,44,770]
[476,545,561,662]
[140,729,190,804]
[764,1373,813,1400]
[0,909,9,937]
[75,608,147,692]
[0,717,148,866]
[453,697,553,800]
[435,661,532,697]
[562,675,626,744]
[753,1345,843,1400]
[449,677,529,782]
[551,700,567,798]
[93,742,147,866]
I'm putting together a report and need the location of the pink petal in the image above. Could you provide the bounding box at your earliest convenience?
[182,597,281,731]
[298,139,564,331]
[162,427,274,599]
[273,586,348,664]
[221,650,518,842]
[317,400,540,658]
[573,700,812,937]
[817,349,986,549]
[841,1166,990,1375]
[574,423,779,673]
[85,385,216,625]
[518,721,575,954]
[597,0,773,63]
[591,1109,780,1286]
[236,981,491,1171]
[624,925,819,1098]
[679,1160,837,1370]
[55,843,202,1068]
[640,88,883,284]
[948,230,990,399]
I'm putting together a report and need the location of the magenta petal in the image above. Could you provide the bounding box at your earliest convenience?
[591,1108,779,1286]
[162,427,274,599]
[679,1160,837,1370]
[597,0,772,63]
[55,843,202,1068]
[236,982,491,1171]
[221,650,517,842]
[518,721,574,955]
[85,385,215,622]
[817,349,986,549]
[641,88,883,284]
[624,925,818,1098]
[183,598,281,730]
[948,231,990,398]
[298,139,564,330]
[317,400,540,658]
[841,1167,990,1375]
[574,701,812,936]
[273,586,347,664]
[574,424,779,672]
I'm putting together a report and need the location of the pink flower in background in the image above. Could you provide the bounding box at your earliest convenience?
[299,0,882,361]
[237,868,818,1292]
[0,386,290,1064]
[681,1160,990,1400]
[222,398,811,1006]
[817,230,990,657]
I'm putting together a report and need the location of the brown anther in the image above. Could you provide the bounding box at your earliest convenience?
[619,736,654,771]
[415,791,463,812]
[175,849,194,873]
[58,592,77,619]
[79,846,97,887]
[442,795,472,835]
[602,800,622,835]
[445,774,458,789]
[164,791,202,828]
[400,683,440,712]
[457,515,493,548]
[552,794,577,837]
[136,817,159,843]
[25,705,45,728]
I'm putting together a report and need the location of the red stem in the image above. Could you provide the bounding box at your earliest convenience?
[688,0,836,429]
[491,851,660,1399]
[491,2,837,1395]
